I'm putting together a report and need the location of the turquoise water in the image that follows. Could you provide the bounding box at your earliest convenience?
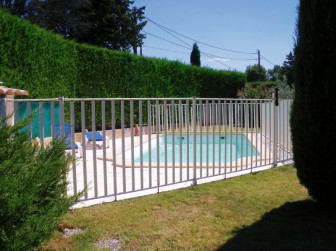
[134,134,258,164]
[18,102,60,138]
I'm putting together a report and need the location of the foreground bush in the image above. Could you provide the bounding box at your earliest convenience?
[291,0,336,209]
[0,117,79,250]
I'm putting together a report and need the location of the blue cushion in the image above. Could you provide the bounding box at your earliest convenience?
[86,131,103,141]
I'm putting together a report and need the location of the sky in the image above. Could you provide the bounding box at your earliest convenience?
[134,0,299,73]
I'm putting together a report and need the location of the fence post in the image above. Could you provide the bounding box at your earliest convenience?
[0,95,15,126]
[58,97,65,136]
[0,95,5,122]
[272,88,279,166]
[192,96,197,185]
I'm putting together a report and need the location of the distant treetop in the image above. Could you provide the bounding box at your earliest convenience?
[0,0,147,53]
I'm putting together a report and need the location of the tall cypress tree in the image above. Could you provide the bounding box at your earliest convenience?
[190,43,201,67]
[291,0,336,209]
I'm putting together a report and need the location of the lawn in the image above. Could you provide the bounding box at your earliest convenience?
[42,166,336,250]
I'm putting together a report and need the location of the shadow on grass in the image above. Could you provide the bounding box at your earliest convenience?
[218,200,336,251]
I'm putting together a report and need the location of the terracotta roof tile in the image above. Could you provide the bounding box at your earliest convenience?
[0,85,29,96]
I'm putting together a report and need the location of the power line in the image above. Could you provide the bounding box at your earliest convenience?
[144,45,251,71]
[202,52,257,61]
[144,31,233,70]
[147,19,254,61]
[201,52,235,70]
[146,17,257,55]
[149,21,192,49]
[144,36,256,61]
[144,31,237,70]
[261,55,276,66]
[145,23,234,70]
[143,45,190,55]
[143,31,191,50]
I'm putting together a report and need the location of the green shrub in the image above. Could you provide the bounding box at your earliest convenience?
[237,83,274,99]
[0,116,79,250]
[238,82,294,100]
[291,0,336,209]
[247,81,287,87]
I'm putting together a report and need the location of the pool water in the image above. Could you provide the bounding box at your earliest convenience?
[132,134,258,165]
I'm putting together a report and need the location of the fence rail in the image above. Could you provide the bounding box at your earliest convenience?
[0,96,293,207]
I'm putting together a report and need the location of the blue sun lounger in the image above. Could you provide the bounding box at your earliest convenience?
[85,130,110,148]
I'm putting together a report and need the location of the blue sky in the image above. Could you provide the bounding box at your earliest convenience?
[134,0,299,73]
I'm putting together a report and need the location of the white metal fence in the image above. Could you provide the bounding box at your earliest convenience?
[0,96,293,207]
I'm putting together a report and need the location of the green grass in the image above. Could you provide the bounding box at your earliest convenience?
[42,166,336,250]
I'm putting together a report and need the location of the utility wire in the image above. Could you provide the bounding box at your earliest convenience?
[143,45,190,55]
[146,17,257,55]
[144,31,234,70]
[201,52,235,70]
[144,31,235,70]
[149,21,192,49]
[149,21,257,61]
[145,44,257,61]
[143,31,191,50]
[203,52,257,61]
[145,20,247,71]
[146,18,252,70]
[145,22,237,70]
[261,55,275,66]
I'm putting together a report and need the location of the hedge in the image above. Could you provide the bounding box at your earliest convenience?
[0,10,247,130]
[0,11,79,97]
[0,9,245,99]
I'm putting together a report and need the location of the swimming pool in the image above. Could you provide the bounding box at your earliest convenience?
[126,134,258,165]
